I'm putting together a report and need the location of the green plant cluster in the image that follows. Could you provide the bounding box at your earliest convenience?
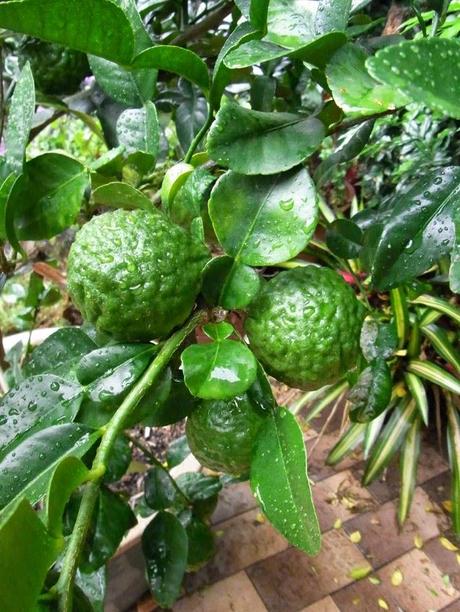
[0,1,458,611]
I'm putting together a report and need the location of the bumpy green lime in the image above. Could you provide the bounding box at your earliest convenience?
[245,266,364,390]
[67,209,209,341]
[18,38,89,95]
[186,394,268,475]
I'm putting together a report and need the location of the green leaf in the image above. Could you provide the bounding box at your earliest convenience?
[0,0,135,64]
[367,38,460,119]
[183,515,215,570]
[315,0,352,33]
[116,101,159,173]
[103,435,132,483]
[82,487,136,571]
[0,173,16,240]
[235,0,270,31]
[92,181,154,210]
[446,398,460,534]
[404,372,429,426]
[202,255,261,309]
[407,360,460,395]
[304,380,349,424]
[411,294,460,325]
[390,287,409,349]
[450,208,460,293]
[7,152,89,241]
[250,75,276,111]
[349,358,392,423]
[326,219,363,259]
[46,456,89,538]
[76,343,155,386]
[315,121,374,186]
[142,511,188,609]
[398,415,421,526]
[421,323,460,374]
[132,46,210,92]
[207,100,325,175]
[0,499,60,612]
[144,466,179,510]
[251,407,320,554]
[326,43,408,115]
[24,328,97,378]
[175,472,222,502]
[161,162,194,213]
[363,409,388,459]
[210,21,261,109]
[75,566,106,612]
[0,374,83,459]
[181,337,257,400]
[5,62,35,174]
[0,423,99,514]
[202,321,234,341]
[363,399,417,485]
[326,421,366,465]
[362,168,460,290]
[174,81,208,154]
[169,166,215,230]
[360,319,398,362]
[209,167,318,266]
[166,436,191,469]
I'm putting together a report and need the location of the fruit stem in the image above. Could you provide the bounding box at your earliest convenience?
[54,310,205,612]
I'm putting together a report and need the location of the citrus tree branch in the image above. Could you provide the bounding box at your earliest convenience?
[171,2,234,46]
[54,310,205,612]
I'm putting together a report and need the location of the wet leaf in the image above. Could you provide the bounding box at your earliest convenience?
[116,101,159,173]
[349,358,392,423]
[202,256,261,310]
[5,63,35,174]
[92,182,154,211]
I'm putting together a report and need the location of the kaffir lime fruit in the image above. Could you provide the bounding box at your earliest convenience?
[245,266,365,390]
[18,38,90,95]
[186,393,268,475]
[67,209,209,341]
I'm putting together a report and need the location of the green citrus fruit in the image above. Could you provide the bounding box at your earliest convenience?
[186,393,268,475]
[245,266,364,390]
[67,209,209,341]
[19,38,90,95]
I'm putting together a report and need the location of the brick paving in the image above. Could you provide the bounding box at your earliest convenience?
[137,416,460,612]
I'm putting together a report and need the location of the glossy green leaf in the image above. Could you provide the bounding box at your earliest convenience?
[89,55,157,107]
[209,167,318,266]
[349,358,392,423]
[181,337,257,400]
[169,167,215,229]
[390,287,409,349]
[360,318,398,362]
[133,46,210,92]
[326,219,363,259]
[24,328,97,378]
[183,515,215,570]
[76,343,155,385]
[411,294,460,325]
[363,398,417,485]
[0,423,99,514]
[250,75,276,112]
[210,21,261,109]
[116,101,159,172]
[450,208,460,293]
[251,407,320,554]
[404,372,429,426]
[7,152,88,241]
[315,121,374,186]
[103,435,132,483]
[398,415,421,526]
[142,511,188,609]
[363,409,388,459]
[0,0,135,63]
[166,436,191,468]
[326,421,366,465]
[161,162,194,212]
[75,566,106,612]
[144,466,179,510]
[224,33,346,71]
[46,456,89,538]
[5,63,35,174]
[175,472,222,502]
[174,81,208,154]
[326,43,408,115]
[316,0,353,33]
[0,499,60,612]
[0,173,16,240]
[202,322,234,341]
[202,255,261,310]
[207,100,325,175]
[235,0,270,31]
[367,38,460,119]
[421,323,460,374]
[92,181,153,210]
[407,359,460,395]
[0,374,83,459]
[362,168,460,290]
[82,487,136,571]
[446,397,460,534]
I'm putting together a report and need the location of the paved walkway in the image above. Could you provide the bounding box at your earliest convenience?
[137,408,460,612]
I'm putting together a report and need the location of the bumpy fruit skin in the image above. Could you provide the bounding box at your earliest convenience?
[245,266,364,390]
[186,394,268,475]
[67,209,209,341]
[18,38,90,95]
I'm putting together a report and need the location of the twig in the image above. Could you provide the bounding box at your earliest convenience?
[171,2,233,46]
[53,311,205,612]
[308,393,344,458]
